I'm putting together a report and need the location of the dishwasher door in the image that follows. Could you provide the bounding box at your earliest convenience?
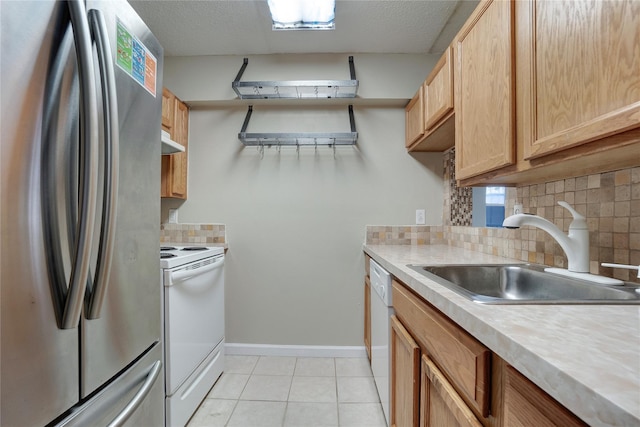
[369,259,393,426]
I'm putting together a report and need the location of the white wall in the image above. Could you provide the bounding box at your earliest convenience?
[163,53,439,102]
[162,54,444,346]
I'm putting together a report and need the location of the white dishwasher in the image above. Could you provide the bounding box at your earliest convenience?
[370,258,394,426]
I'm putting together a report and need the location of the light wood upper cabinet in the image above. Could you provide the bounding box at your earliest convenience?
[421,355,483,427]
[454,0,516,181]
[425,47,454,131]
[454,0,640,186]
[520,0,640,160]
[161,87,175,135]
[390,315,420,427]
[405,86,425,148]
[405,48,456,152]
[161,87,189,199]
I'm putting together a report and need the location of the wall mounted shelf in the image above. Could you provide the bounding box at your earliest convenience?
[238,105,358,146]
[232,57,358,100]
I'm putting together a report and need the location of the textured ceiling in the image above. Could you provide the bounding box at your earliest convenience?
[129,0,479,57]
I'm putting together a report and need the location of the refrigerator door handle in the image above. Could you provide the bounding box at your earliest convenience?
[61,0,100,329]
[107,360,162,427]
[86,8,119,320]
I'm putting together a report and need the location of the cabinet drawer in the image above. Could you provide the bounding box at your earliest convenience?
[421,355,483,427]
[392,280,491,417]
[503,365,587,427]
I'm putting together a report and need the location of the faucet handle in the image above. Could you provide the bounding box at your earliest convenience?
[558,201,587,230]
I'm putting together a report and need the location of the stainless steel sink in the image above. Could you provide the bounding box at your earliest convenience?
[407,264,640,304]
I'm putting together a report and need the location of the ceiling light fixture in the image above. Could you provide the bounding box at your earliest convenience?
[267,0,335,30]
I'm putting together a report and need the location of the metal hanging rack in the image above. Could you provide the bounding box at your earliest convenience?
[232,56,358,99]
[238,105,358,146]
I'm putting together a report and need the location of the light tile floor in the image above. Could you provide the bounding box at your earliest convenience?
[187,356,387,427]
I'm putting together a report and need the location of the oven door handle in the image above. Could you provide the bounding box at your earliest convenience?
[167,256,224,285]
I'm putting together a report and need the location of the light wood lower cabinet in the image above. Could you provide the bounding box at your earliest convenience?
[503,365,588,427]
[364,274,371,361]
[388,277,589,427]
[421,355,483,427]
[392,280,491,417]
[390,315,420,427]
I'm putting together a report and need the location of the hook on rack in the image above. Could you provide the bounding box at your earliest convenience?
[237,105,358,148]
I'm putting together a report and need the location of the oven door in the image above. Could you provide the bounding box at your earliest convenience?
[164,254,224,395]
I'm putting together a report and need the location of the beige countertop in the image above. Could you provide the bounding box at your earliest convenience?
[363,244,640,427]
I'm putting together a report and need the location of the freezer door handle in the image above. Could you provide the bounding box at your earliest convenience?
[85,8,119,320]
[107,360,162,427]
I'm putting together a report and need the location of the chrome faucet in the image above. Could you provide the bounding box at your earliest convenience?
[503,201,589,273]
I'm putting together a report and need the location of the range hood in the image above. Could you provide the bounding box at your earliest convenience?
[161,130,185,154]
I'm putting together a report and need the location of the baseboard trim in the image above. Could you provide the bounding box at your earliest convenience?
[225,343,368,358]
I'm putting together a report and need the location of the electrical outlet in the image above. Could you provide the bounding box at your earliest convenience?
[415,209,426,225]
[513,204,523,215]
[168,208,178,224]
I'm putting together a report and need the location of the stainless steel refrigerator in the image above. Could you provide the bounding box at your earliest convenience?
[1,0,164,425]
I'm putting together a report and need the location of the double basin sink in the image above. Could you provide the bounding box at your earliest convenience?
[408,264,640,304]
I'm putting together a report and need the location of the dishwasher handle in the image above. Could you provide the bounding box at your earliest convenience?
[370,259,392,305]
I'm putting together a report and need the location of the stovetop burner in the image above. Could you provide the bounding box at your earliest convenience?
[181,247,207,251]
[161,246,177,251]
[161,253,176,259]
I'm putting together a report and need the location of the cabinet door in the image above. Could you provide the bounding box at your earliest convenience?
[392,281,491,418]
[390,315,420,427]
[170,100,189,198]
[405,86,425,148]
[454,0,515,180]
[161,87,175,134]
[364,275,371,361]
[161,94,189,199]
[521,0,640,160]
[503,365,588,427]
[421,355,482,427]
[425,47,454,131]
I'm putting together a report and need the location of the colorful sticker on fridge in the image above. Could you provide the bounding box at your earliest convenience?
[116,19,157,97]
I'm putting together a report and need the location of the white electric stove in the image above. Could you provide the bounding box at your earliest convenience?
[160,245,225,427]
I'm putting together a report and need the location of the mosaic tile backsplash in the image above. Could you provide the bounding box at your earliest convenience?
[443,148,472,226]
[160,223,226,246]
[503,167,640,282]
[365,226,446,246]
[367,167,640,283]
